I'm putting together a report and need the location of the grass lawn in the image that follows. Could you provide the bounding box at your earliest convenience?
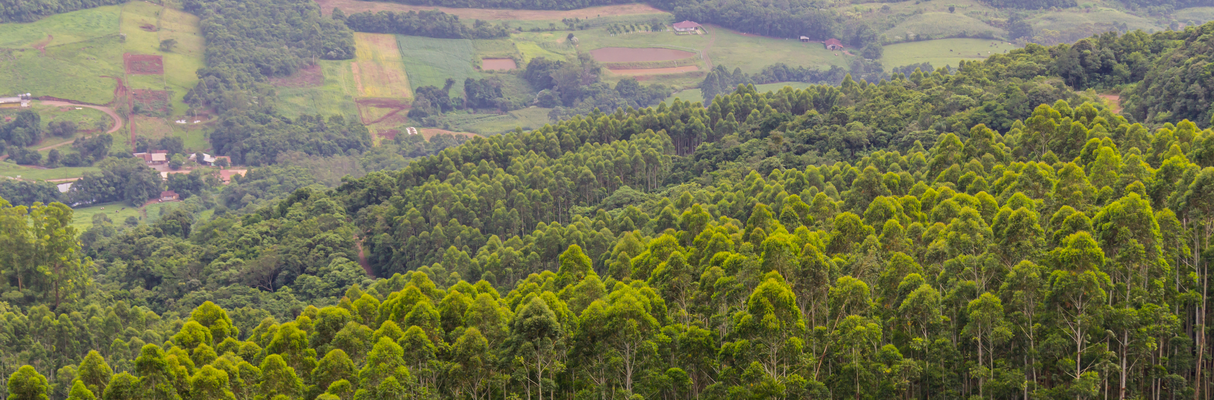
[883,38,1015,71]
[70,202,143,232]
[0,161,99,181]
[396,35,481,94]
[0,5,122,48]
[276,60,360,120]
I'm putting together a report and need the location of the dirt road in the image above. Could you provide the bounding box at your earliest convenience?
[32,101,124,151]
[38,101,123,135]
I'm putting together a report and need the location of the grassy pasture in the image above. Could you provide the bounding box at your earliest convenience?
[443,107,553,135]
[396,35,481,94]
[70,201,144,231]
[0,36,124,105]
[120,1,205,115]
[472,39,520,59]
[0,5,122,49]
[883,12,1003,42]
[275,60,361,120]
[0,161,100,181]
[883,38,1015,71]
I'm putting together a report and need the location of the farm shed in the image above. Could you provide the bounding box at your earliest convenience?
[824,38,844,50]
[673,21,701,32]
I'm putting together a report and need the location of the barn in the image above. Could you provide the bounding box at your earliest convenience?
[824,38,844,50]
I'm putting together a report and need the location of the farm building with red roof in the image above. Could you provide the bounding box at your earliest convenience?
[824,38,844,50]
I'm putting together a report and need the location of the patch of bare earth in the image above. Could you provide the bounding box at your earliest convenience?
[1098,94,1122,114]
[270,64,324,87]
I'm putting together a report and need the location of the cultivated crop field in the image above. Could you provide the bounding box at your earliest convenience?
[396,35,481,94]
[314,0,664,21]
[275,61,361,119]
[352,33,413,99]
[883,38,1015,71]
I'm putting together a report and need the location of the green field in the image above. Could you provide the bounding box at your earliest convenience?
[883,12,1003,42]
[396,35,482,94]
[276,60,361,120]
[444,107,553,135]
[0,5,122,48]
[472,39,520,59]
[120,1,205,115]
[883,38,1016,71]
[70,202,144,232]
[0,35,124,105]
[0,161,99,181]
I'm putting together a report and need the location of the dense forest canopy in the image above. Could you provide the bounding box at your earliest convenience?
[10,0,1214,398]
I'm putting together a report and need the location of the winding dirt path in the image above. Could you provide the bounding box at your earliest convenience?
[39,101,123,134]
[354,236,375,278]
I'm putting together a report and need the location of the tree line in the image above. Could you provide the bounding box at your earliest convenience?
[9,95,1214,398]
[0,0,125,22]
[335,8,510,39]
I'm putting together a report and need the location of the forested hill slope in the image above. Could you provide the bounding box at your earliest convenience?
[7,20,1214,400]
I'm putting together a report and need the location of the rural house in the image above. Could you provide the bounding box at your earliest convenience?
[824,38,844,50]
[160,190,179,202]
[673,20,702,32]
[134,151,169,165]
[800,36,811,42]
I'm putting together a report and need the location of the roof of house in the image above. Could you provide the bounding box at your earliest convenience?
[673,20,701,29]
[151,153,167,162]
[0,97,22,103]
[800,36,811,40]
[824,38,844,47]
[160,190,178,198]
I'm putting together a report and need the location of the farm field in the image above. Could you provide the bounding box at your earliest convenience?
[573,24,850,87]
[883,38,1015,71]
[120,1,205,116]
[314,0,664,21]
[396,35,481,94]
[353,33,413,99]
[883,12,1001,42]
[275,61,361,120]
[0,5,121,48]
[664,82,815,105]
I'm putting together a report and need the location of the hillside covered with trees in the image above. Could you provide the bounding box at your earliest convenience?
[6,4,1214,400]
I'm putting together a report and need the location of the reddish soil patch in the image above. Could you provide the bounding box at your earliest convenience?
[379,129,399,140]
[314,0,663,20]
[131,90,171,114]
[140,23,157,32]
[124,53,164,75]
[481,58,517,71]
[270,64,324,87]
[355,98,410,126]
[589,47,696,63]
[1098,94,1122,114]
[32,34,52,54]
[608,65,700,75]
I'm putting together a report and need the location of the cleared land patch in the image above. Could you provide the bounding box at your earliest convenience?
[883,12,1001,42]
[271,64,325,87]
[882,38,1015,71]
[590,47,696,63]
[353,33,413,99]
[396,35,481,94]
[608,66,699,76]
[314,0,663,20]
[131,89,171,114]
[124,53,164,75]
[481,58,517,71]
